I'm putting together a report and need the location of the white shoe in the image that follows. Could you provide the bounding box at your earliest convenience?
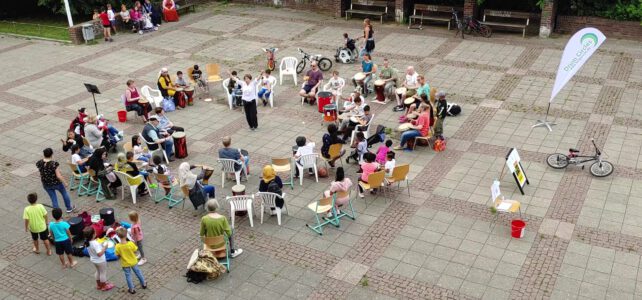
[138,30,143,35]
[137,258,147,266]
[231,249,243,258]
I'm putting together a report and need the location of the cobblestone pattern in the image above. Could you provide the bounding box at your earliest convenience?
[468,142,548,163]
[346,201,418,266]
[366,268,475,300]
[411,150,464,192]
[0,91,44,111]
[202,115,249,146]
[509,236,569,300]
[0,42,31,55]
[488,74,523,101]
[306,276,354,300]
[452,106,497,141]
[526,70,607,86]
[593,85,624,115]
[608,54,634,81]
[545,172,592,224]
[0,264,95,300]
[615,116,642,129]
[439,59,508,73]
[574,225,642,253]
[512,48,544,69]
[428,40,463,59]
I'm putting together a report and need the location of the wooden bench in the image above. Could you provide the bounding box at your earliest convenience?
[175,0,197,15]
[345,0,389,24]
[480,10,539,38]
[408,4,462,30]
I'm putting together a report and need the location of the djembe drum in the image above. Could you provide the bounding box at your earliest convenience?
[354,72,366,92]
[374,79,385,102]
[404,97,415,109]
[175,87,186,108]
[172,132,188,158]
[396,87,407,101]
[184,86,195,106]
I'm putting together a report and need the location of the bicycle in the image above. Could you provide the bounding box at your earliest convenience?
[262,47,278,71]
[296,48,333,74]
[546,138,614,177]
[452,9,465,39]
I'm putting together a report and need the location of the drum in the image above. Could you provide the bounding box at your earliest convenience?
[350,115,360,123]
[68,216,84,236]
[175,89,186,108]
[317,91,333,113]
[184,86,195,106]
[374,79,385,102]
[99,208,115,226]
[396,87,407,99]
[202,166,214,185]
[231,184,247,216]
[175,87,184,92]
[404,97,415,109]
[172,132,188,159]
[407,112,419,120]
[323,104,337,122]
[398,123,413,132]
[138,98,150,116]
[354,72,366,89]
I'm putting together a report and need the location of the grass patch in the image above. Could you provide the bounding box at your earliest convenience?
[0,19,69,41]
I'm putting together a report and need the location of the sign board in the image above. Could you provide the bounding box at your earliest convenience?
[506,148,529,194]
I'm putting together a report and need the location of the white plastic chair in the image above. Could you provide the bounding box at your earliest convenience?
[217,158,246,188]
[222,78,234,110]
[279,57,298,86]
[295,153,319,186]
[256,192,288,226]
[114,171,149,204]
[350,114,375,146]
[138,133,169,164]
[225,195,254,228]
[141,85,163,108]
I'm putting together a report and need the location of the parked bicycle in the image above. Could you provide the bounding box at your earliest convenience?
[262,47,278,71]
[452,8,492,38]
[546,138,614,177]
[296,48,333,74]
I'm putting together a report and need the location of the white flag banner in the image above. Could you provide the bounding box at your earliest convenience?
[550,28,606,103]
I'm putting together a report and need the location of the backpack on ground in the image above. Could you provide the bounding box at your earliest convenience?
[447,103,461,116]
[366,125,386,148]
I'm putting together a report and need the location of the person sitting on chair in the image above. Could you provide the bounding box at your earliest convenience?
[178,162,215,200]
[84,115,113,151]
[394,103,432,150]
[342,105,372,142]
[293,136,315,178]
[258,165,284,216]
[338,96,365,133]
[352,54,376,97]
[157,67,178,108]
[257,70,275,107]
[141,116,175,162]
[153,107,184,135]
[323,70,344,103]
[378,58,398,103]
[321,123,346,168]
[298,62,323,104]
[125,80,149,122]
[406,74,431,115]
[175,71,190,88]
[323,167,352,214]
[200,199,243,258]
[115,152,150,196]
[62,129,92,158]
[394,66,419,112]
[218,136,249,177]
[69,107,88,136]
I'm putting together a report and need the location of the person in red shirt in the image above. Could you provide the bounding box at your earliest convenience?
[394,103,431,150]
[99,7,113,42]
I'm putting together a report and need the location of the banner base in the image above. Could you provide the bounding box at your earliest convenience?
[532,120,556,132]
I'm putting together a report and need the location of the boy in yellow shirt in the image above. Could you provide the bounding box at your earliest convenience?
[23,193,52,256]
[115,228,147,294]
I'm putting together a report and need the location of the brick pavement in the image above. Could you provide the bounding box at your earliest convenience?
[1,2,642,299]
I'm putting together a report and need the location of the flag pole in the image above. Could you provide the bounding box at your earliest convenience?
[532,102,556,131]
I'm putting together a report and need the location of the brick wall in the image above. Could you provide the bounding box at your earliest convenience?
[556,15,642,41]
[463,0,476,18]
[539,0,555,38]
[68,20,103,45]
[232,0,342,17]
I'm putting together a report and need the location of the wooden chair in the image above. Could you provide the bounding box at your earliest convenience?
[86,169,106,202]
[67,163,91,197]
[385,164,410,196]
[358,170,386,206]
[489,180,522,229]
[334,190,356,221]
[153,173,183,208]
[206,64,223,84]
[202,235,230,272]
[271,158,294,190]
[305,196,339,235]
[322,143,344,169]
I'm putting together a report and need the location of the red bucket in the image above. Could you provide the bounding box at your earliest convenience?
[117,110,127,122]
[511,220,526,238]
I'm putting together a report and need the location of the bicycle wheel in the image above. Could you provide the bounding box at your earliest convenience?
[479,25,492,38]
[267,60,275,71]
[590,161,614,177]
[296,60,306,74]
[547,153,569,169]
[463,24,472,35]
[318,58,333,72]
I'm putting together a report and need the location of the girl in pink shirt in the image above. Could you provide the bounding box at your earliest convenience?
[359,153,380,197]
[128,211,146,265]
[375,139,392,165]
[323,167,353,210]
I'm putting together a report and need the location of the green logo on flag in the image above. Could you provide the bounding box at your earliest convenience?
[581,33,598,46]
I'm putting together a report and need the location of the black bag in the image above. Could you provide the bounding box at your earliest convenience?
[189,181,207,210]
[365,39,375,52]
[447,103,461,116]
[266,180,284,208]
[72,245,86,257]
[185,270,208,284]
[366,125,386,148]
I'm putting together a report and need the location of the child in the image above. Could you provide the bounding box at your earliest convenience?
[107,3,117,34]
[131,135,152,163]
[258,70,273,106]
[376,139,393,165]
[83,227,114,291]
[384,151,396,177]
[114,228,147,294]
[23,193,52,256]
[70,145,88,172]
[151,155,171,194]
[128,211,146,265]
[358,152,380,198]
[343,32,356,53]
[49,208,77,268]
[294,136,315,177]
[99,7,113,42]
[346,132,367,164]
[323,70,344,102]
[176,71,189,87]
[191,65,209,92]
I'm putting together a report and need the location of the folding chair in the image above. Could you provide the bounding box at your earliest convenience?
[305,196,339,235]
[256,192,288,226]
[202,235,230,272]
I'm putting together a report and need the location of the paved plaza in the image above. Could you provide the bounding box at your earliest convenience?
[1,3,642,299]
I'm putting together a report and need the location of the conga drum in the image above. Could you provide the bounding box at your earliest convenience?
[231,184,247,216]
[404,97,415,109]
[323,104,337,122]
[138,98,150,117]
[317,91,333,113]
[172,132,188,159]
[354,72,366,91]
[175,87,186,108]
[398,122,413,132]
[68,216,84,236]
[374,79,385,102]
[396,87,407,100]
[99,208,115,226]
[184,86,195,106]
[202,166,214,185]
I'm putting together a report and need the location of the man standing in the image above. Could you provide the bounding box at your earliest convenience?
[299,62,323,104]
[141,116,175,161]
[377,58,397,104]
[395,66,419,112]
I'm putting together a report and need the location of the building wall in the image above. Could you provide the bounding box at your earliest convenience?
[556,15,642,41]
[232,0,343,17]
